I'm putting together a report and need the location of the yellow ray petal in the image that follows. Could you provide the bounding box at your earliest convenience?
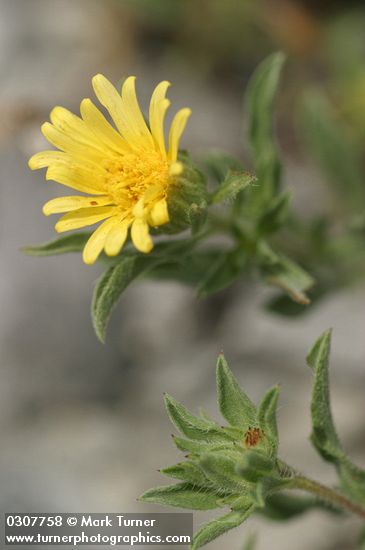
[29,150,66,170]
[149,80,171,156]
[167,107,192,163]
[46,164,106,195]
[50,106,107,152]
[41,122,107,163]
[131,218,153,253]
[121,76,154,148]
[148,198,169,227]
[55,206,116,233]
[43,195,112,216]
[82,217,118,265]
[133,197,145,219]
[92,74,143,150]
[104,219,131,256]
[29,149,105,174]
[80,98,130,154]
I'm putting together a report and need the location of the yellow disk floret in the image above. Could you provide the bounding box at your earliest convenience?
[29,75,191,264]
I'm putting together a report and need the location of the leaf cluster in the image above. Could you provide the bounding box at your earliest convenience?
[140,332,365,548]
[140,356,301,548]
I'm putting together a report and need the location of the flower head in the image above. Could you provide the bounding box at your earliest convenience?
[29,75,191,264]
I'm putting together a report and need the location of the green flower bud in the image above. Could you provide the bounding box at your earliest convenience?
[164,153,208,234]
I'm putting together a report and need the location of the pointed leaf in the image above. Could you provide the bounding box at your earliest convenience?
[92,241,192,341]
[164,394,234,443]
[191,507,254,550]
[308,330,365,504]
[259,242,314,305]
[23,232,91,256]
[216,354,256,427]
[92,254,151,342]
[246,52,286,202]
[211,172,255,204]
[172,435,231,455]
[92,237,206,341]
[258,385,280,453]
[307,329,341,462]
[161,462,209,487]
[139,483,221,510]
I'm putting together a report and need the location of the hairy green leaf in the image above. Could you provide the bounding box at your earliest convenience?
[258,385,280,452]
[216,354,257,427]
[259,242,314,305]
[308,330,365,504]
[23,232,91,256]
[171,435,231,455]
[266,262,313,304]
[199,451,249,493]
[307,329,341,462]
[191,507,255,550]
[211,172,255,204]
[164,394,233,443]
[160,462,209,487]
[91,237,204,342]
[139,483,221,510]
[246,52,286,203]
[92,254,150,342]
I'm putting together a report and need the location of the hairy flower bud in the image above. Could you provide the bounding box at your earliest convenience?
[163,154,208,234]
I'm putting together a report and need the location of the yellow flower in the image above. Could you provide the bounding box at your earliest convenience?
[29,75,191,264]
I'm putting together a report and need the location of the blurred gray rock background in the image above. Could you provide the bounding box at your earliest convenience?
[0,1,364,549]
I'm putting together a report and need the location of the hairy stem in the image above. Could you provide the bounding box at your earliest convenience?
[289,475,365,520]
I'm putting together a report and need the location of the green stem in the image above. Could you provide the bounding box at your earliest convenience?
[289,475,365,520]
